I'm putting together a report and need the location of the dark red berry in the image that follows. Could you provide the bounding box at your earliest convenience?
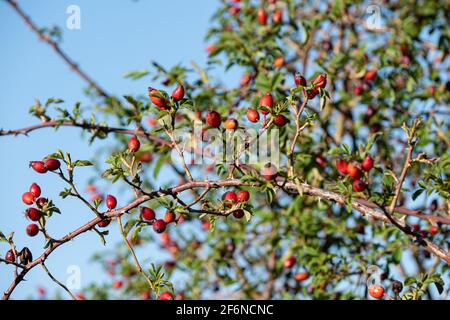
[26,224,39,237]
[284,256,296,269]
[5,250,15,263]
[361,155,374,171]
[247,109,260,123]
[353,180,366,192]
[311,73,327,89]
[172,84,185,102]
[128,136,140,153]
[273,114,287,127]
[26,208,41,221]
[412,224,420,232]
[364,70,377,81]
[233,209,245,219]
[315,155,327,168]
[206,111,222,128]
[294,73,307,87]
[159,292,173,300]
[229,6,240,16]
[272,9,283,24]
[106,195,117,210]
[257,8,267,25]
[429,225,439,235]
[153,219,167,233]
[22,192,35,205]
[259,92,273,115]
[97,219,111,228]
[29,183,41,198]
[30,161,47,174]
[36,197,48,208]
[236,190,250,202]
[141,207,155,221]
[45,158,61,171]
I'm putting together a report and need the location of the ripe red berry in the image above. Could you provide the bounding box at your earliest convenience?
[224,118,238,130]
[259,92,273,115]
[5,250,15,263]
[294,272,310,282]
[233,209,245,219]
[153,219,167,233]
[368,285,385,299]
[347,163,362,180]
[412,223,420,232]
[148,88,168,110]
[336,160,348,174]
[36,197,48,208]
[307,87,319,99]
[257,8,267,25]
[164,211,176,223]
[141,207,155,221]
[272,9,283,24]
[172,84,185,102]
[429,225,439,235]
[315,155,327,168]
[364,70,377,81]
[29,183,41,198]
[294,73,307,87]
[246,109,260,123]
[229,6,240,16]
[353,85,363,95]
[361,155,374,171]
[26,224,39,237]
[273,114,287,127]
[98,219,111,228]
[112,280,123,289]
[26,208,42,221]
[262,164,278,181]
[353,179,366,192]
[22,192,36,205]
[30,161,47,174]
[284,256,297,269]
[236,190,250,202]
[159,292,173,300]
[206,111,222,128]
[128,136,141,153]
[106,195,117,210]
[311,73,327,89]
[45,158,61,171]
[223,191,238,206]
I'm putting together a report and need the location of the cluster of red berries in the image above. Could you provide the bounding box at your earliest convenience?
[222,190,250,218]
[141,207,178,234]
[336,155,374,192]
[412,223,440,237]
[353,69,377,96]
[30,158,61,174]
[228,1,283,26]
[295,73,327,99]
[148,84,185,111]
[21,182,48,237]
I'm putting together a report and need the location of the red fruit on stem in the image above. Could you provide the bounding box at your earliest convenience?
[128,136,140,153]
[273,57,284,68]
[347,163,362,180]
[148,88,168,110]
[273,114,287,127]
[141,207,155,221]
[353,180,366,192]
[262,164,278,181]
[29,183,41,198]
[45,158,61,171]
[106,195,117,210]
[368,285,385,299]
[246,109,260,123]
[307,87,319,99]
[236,190,250,202]
[206,111,222,128]
[159,292,174,300]
[311,74,327,89]
[233,209,245,219]
[205,44,216,55]
[294,272,310,282]
[257,8,268,25]
[5,249,15,262]
[364,70,377,81]
[315,155,327,168]
[164,211,176,223]
[97,219,111,228]
[26,208,41,221]
[429,225,439,235]
[284,256,297,269]
[30,161,47,174]
[224,118,238,130]
[223,191,238,205]
[36,197,48,208]
[336,159,349,174]
[22,192,35,205]
[353,85,363,95]
[412,224,420,232]
[272,9,283,24]
[294,73,307,87]
[153,219,167,233]
[240,74,252,87]
[259,92,273,115]
[112,280,123,289]
[26,224,39,237]
[361,155,374,171]
[172,84,185,102]
[229,6,240,16]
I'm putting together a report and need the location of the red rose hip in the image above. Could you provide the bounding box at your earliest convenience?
[153,219,167,233]
[29,183,41,198]
[172,84,185,102]
[246,109,260,123]
[26,208,42,221]
[284,256,296,269]
[45,158,61,171]
[30,161,47,174]
[353,180,366,192]
[164,211,176,223]
[141,207,155,221]
[347,163,362,180]
[26,224,39,237]
[259,92,273,115]
[5,250,15,263]
[237,190,250,202]
[368,285,384,299]
[223,191,237,206]
[159,292,173,300]
[106,195,117,210]
[22,192,36,205]
[128,136,141,153]
[206,111,221,128]
[361,155,374,171]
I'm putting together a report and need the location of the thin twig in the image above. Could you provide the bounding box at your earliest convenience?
[41,262,77,300]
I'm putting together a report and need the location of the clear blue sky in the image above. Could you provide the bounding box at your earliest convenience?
[0,0,221,299]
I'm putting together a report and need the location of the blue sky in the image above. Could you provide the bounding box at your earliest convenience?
[0,0,221,299]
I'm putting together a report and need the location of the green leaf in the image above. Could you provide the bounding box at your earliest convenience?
[73,160,94,167]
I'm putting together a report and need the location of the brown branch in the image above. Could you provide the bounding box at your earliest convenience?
[5,0,109,98]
